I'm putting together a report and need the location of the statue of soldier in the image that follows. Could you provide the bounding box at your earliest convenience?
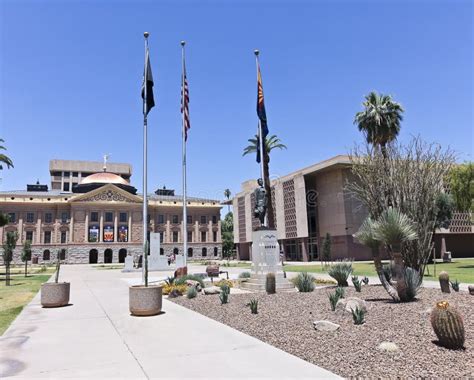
[253,178,267,227]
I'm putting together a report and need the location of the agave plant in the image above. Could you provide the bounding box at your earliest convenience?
[373,208,418,252]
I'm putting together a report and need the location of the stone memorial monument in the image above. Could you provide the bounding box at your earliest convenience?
[123,254,134,272]
[148,232,168,271]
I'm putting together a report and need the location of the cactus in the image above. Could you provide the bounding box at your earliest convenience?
[450,279,460,292]
[352,276,362,292]
[439,271,450,293]
[430,301,465,349]
[266,273,276,294]
[248,298,258,314]
[362,276,369,285]
[219,284,230,304]
[328,292,340,311]
[335,286,345,299]
[351,306,366,325]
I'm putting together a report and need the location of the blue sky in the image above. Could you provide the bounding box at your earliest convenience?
[1,0,472,201]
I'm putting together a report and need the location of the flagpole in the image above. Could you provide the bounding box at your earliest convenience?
[181,40,188,268]
[254,49,267,227]
[142,32,149,284]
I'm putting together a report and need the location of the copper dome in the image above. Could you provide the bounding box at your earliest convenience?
[81,172,128,185]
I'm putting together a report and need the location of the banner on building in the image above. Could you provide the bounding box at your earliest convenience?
[89,226,99,242]
[118,226,128,242]
[103,226,114,242]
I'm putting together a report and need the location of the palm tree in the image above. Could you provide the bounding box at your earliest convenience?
[354,92,404,158]
[0,138,14,170]
[243,134,287,228]
[224,189,231,213]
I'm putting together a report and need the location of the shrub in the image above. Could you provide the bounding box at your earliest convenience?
[239,271,251,279]
[162,284,187,295]
[352,276,362,292]
[248,298,258,314]
[266,273,276,294]
[398,267,421,302]
[186,286,198,299]
[216,279,233,289]
[328,292,340,311]
[335,286,345,299]
[352,306,366,325]
[175,274,205,289]
[362,276,369,285]
[328,261,353,287]
[165,276,175,285]
[292,272,315,292]
[450,279,460,292]
[314,278,337,285]
[39,265,47,273]
[219,284,230,304]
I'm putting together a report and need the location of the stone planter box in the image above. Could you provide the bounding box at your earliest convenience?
[129,285,162,316]
[41,282,70,308]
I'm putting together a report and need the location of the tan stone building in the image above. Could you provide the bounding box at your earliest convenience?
[0,160,222,264]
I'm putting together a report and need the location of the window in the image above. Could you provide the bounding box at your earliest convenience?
[187,230,192,242]
[91,212,99,222]
[63,182,70,191]
[26,231,33,242]
[212,215,218,224]
[160,248,164,255]
[213,231,217,242]
[200,216,207,224]
[64,171,70,178]
[201,231,206,242]
[187,215,192,224]
[214,247,218,256]
[172,215,179,224]
[43,250,50,261]
[60,249,66,260]
[61,212,69,223]
[158,214,164,224]
[45,212,53,223]
[202,247,207,257]
[7,213,15,223]
[105,212,113,223]
[61,231,67,244]
[188,248,193,257]
[159,233,164,243]
[173,231,179,243]
[173,248,179,255]
[44,231,51,244]
[72,172,78,177]
[26,212,34,223]
[119,212,127,223]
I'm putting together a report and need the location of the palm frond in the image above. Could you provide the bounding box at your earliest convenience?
[373,208,417,247]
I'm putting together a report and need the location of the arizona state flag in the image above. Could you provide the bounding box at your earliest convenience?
[141,48,155,116]
[256,63,268,163]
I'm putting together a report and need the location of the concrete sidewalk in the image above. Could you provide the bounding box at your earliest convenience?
[0,265,340,379]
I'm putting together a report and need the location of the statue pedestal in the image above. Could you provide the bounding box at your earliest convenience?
[240,229,294,292]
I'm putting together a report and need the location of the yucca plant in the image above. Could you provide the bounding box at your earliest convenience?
[328,292,340,311]
[328,261,353,287]
[248,298,258,314]
[450,279,460,292]
[352,306,366,325]
[238,271,251,279]
[186,286,198,299]
[352,276,362,292]
[335,286,345,299]
[220,284,230,304]
[293,272,315,292]
[362,276,369,285]
[399,266,421,302]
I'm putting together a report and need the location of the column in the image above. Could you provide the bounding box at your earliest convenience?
[84,213,89,242]
[194,221,199,242]
[301,238,309,262]
[166,220,171,243]
[99,212,104,242]
[128,213,132,243]
[54,220,59,244]
[18,216,23,244]
[36,215,42,244]
[70,214,74,242]
[208,219,212,243]
[114,213,118,242]
[61,172,64,192]
[217,220,222,242]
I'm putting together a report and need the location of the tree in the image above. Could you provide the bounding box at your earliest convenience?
[321,233,331,265]
[0,138,14,170]
[21,240,32,277]
[354,92,404,159]
[2,231,18,286]
[221,212,234,259]
[224,189,232,213]
[448,162,473,212]
[434,193,455,230]
[243,134,287,229]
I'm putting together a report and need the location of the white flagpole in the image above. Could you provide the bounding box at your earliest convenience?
[254,49,267,227]
[142,32,149,284]
[181,40,188,267]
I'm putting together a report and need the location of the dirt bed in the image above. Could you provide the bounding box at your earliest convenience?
[171,285,473,379]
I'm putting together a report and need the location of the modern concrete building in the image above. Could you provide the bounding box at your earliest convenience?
[1,160,222,264]
[232,155,473,261]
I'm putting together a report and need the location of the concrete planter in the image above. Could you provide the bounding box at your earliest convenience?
[41,282,70,308]
[129,285,162,316]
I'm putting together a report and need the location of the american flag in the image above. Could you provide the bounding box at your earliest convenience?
[181,61,190,140]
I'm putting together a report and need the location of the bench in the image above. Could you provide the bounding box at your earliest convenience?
[206,265,229,283]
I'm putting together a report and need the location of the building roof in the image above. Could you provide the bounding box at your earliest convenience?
[49,159,131,175]
[80,172,129,185]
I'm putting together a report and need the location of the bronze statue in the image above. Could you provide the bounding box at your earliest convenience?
[253,178,267,226]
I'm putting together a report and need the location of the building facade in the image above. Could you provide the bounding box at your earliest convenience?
[232,155,473,261]
[1,160,222,264]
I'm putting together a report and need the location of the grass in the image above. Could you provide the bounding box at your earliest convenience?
[284,259,474,284]
[0,268,54,335]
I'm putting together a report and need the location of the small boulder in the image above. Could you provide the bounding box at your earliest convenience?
[378,342,399,352]
[168,288,183,298]
[313,320,340,332]
[174,267,188,279]
[336,297,368,315]
[186,280,201,291]
[468,285,474,295]
[203,286,221,295]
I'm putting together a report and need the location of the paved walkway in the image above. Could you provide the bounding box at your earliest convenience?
[0,265,340,379]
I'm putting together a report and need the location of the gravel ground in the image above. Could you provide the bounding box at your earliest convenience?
[171,285,473,379]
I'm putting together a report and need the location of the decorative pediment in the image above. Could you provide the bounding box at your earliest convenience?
[70,184,142,204]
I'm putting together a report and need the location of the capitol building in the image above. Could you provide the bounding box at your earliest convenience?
[0,159,222,264]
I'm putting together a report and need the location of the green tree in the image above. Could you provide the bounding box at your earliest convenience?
[221,212,234,259]
[224,189,231,213]
[2,231,18,286]
[448,162,473,212]
[21,240,32,277]
[243,134,287,229]
[434,193,455,229]
[354,92,404,158]
[0,138,14,170]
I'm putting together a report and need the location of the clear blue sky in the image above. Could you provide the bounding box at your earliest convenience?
[1,0,472,201]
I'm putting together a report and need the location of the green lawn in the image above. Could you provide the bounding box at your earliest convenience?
[0,269,54,335]
[284,259,474,284]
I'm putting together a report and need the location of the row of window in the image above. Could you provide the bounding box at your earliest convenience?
[7,212,70,224]
[89,212,128,223]
[24,230,68,244]
[167,230,218,243]
[160,214,218,224]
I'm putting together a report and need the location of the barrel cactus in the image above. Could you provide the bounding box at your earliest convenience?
[439,271,450,293]
[266,273,276,294]
[430,301,465,349]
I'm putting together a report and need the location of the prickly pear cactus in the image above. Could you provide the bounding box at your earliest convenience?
[439,271,450,293]
[430,301,465,349]
[266,273,276,294]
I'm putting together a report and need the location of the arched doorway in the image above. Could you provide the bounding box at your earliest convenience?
[173,248,179,255]
[202,247,207,257]
[89,249,98,264]
[118,249,127,263]
[188,248,193,257]
[214,247,218,256]
[43,250,50,261]
[160,248,164,255]
[104,249,113,263]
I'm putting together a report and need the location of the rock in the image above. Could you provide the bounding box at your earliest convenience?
[174,267,188,279]
[168,288,183,298]
[313,320,340,332]
[186,280,201,291]
[203,286,221,295]
[468,285,474,295]
[336,297,368,315]
[378,342,399,352]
